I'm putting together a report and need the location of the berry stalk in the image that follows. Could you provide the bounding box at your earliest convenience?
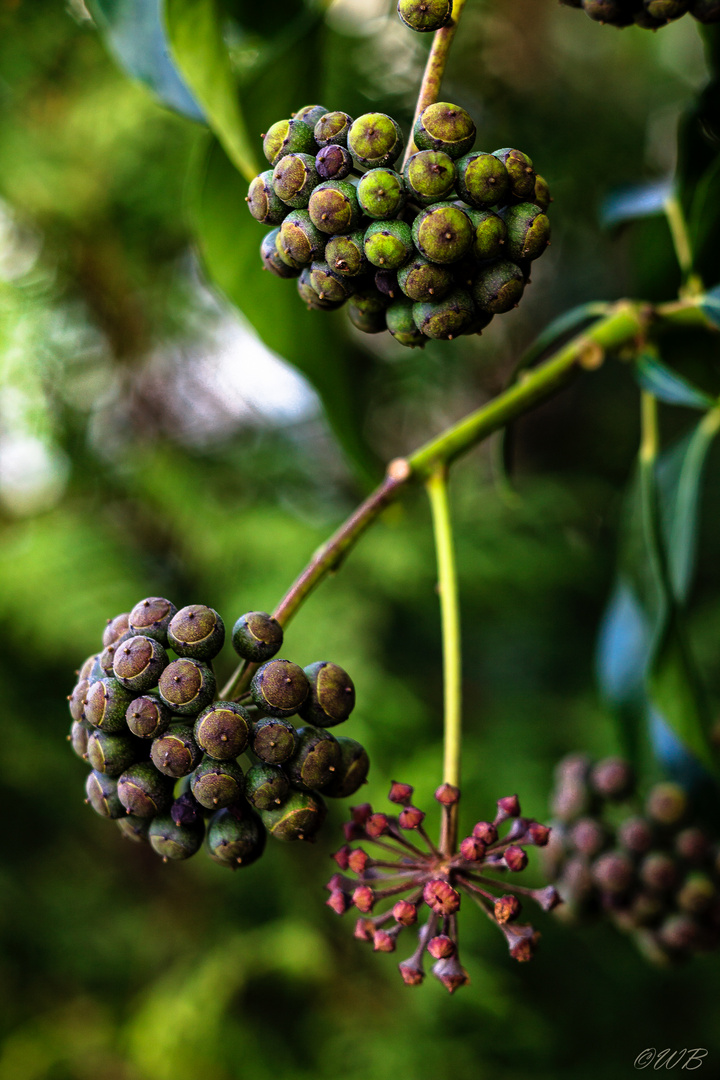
[426,466,462,855]
[403,0,470,167]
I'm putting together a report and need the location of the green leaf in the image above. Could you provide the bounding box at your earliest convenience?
[634,352,715,411]
[600,179,672,229]
[648,617,716,774]
[164,0,259,181]
[700,284,720,329]
[192,136,379,483]
[86,0,204,120]
[657,408,720,604]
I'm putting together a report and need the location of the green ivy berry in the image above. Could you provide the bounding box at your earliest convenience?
[272,153,320,209]
[194,701,251,760]
[466,208,507,260]
[151,724,202,778]
[297,268,345,310]
[386,300,426,348]
[157,658,216,717]
[363,220,414,270]
[456,152,510,208]
[112,635,168,694]
[85,770,124,819]
[397,254,454,302]
[325,231,369,277]
[117,815,150,844]
[316,144,354,181]
[244,762,291,811]
[276,210,326,268]
[87,729,142,776]
[128,597,177,645]
[503,202,551,261]
[206,805,266,867]
[314,111,353,147]
[398,0,453,31]
[347,113,404,169]
[472,260,525,314]
[308,180,361,235]
[492,148,536,200]
[310,260,355,302]
[294,104,329,128]
[117,761,174,817]
[84,677,134,733]
[247,170,290,225]
[190,756,245,810]
[284,725,342,790]
[167,605,225,661]
[414,102,476,159]
[78,654,100,682]
[263,118,316,166]
[260,790,327,842]
[412,203,473,264]
[322,736,370,798]
[261,229,301,279]
[251,717,298,764]
[532,175,551,212]
[250,658,309,717]
[357,168,407,219]
[125,694,172,739]
[582,0,635,21]
[102,613,130,649]
[346,292,389,333]
[299,661,356,727]
[413,288,475,339]
[68,679,89,722]
[149,815,205,861]
[69,718,92,760]
[232,611,283,663]
[404,151,456,205]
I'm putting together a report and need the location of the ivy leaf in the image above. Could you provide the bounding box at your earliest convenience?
[600,179,672,229]
[648,617,716,774]
[164,0,259,181]
[192,136,378,483]
[634,352,715,411]
[700,284,720,329]
[86,0,204,121]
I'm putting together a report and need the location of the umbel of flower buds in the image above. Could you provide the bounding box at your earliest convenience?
[326,782,560,992]
[545,753,720,964]
[67,602,369,868]
[246,102,552,347]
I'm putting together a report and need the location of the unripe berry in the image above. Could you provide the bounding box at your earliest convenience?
[363,220,414,270]
[232,611,283,663]
[263,118,316,166]
[473,260,525,314]
[260,789,327,841]
[167,605,225,661]
[386,300,426,348]
[413,288,475,340]
[357,168,407,219]
[322,736,370,798]
[102,613,130,649]
[308,181,361,235]
[532,174,552,212]
[87,729,142,776]
[244,762,290,810]
[128,597,177,645]
[456,152,510,208]
[69,718,92,760]
[297,268,344,311]
[151,724,202,778]
[84,677,134,733]
[325,231,369,277]
[347,292,388,334]
[403,151,456,205]
[492,148,536,200]
[315,144,353,181]
[157,658,216,717]
[117,761,174,817]
[294,104,329,128]
[190,756,245,810]
[206,805,266,867]
[125,694,172,739]
[284,725,342,790]
[646,782,688,826]
[412,203,473,264]
[640,852,678,892]
[466,208,507,260]
[272,153,320,209]
[250,658,309,717]
[68,679,89,722]
[309,261,355,303]
[314,111,353,148]
[397,0,453,31]
[591,850,634,893]
[117,815,150,844]
[348,113,404,169]
[113,635,168,693]
[251,717,298,764]
[149,815,205,861]
[414,102,475,159]
[260,228,301,279]
[247,170,289,225]
[299,661,355,727]
[277,210,326,268]
[194,701,251,760]
[85,770,124,818]
[397,254,453,303]
[502,203,551,262]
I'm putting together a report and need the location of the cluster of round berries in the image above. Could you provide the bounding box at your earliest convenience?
[326,782,560,993]
[545,754,720,963]
[397,0,453,32]
[247,101,551,346]
[67,597,368,867]
[559,0,719,27]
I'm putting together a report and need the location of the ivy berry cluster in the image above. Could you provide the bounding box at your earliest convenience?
[68,597,368,867]
[559,0,720,27]
[545,755,720,963]
[247,101,551,346]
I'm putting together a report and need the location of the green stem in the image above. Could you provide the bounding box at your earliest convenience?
[663,194,703,297]
[402,0,469,167]
[220,296,708,701]
[426,466,462,855]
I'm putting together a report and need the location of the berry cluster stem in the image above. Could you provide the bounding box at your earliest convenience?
[403,0,469,167]
[663,193,703,298]
[426,466,462,855]
[220,297,712,702]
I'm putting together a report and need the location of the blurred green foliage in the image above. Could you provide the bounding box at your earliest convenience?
[2,1,720,1077]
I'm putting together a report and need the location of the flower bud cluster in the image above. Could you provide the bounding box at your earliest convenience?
[326,782,560,993]
[545,754,720,963]
[68,600,368,866]
[559,0,719,28]
[247,101,552,347]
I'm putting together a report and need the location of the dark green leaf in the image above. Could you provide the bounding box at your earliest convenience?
[192,136,378,483]
[700,284,720,329]
[634,353,715,411]
[164,0,259,181]
[648,617,716,774]
[86,0,203,121]
[600,179,672,229]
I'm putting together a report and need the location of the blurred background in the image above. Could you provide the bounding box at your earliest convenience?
[2,0,720,1077]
